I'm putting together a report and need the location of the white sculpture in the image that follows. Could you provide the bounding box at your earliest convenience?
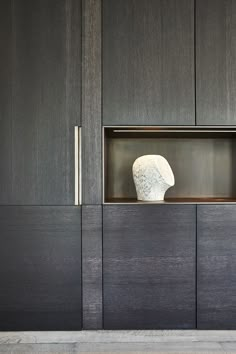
[132,155,175,201]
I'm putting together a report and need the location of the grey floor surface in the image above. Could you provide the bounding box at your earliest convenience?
[0,330,236,353]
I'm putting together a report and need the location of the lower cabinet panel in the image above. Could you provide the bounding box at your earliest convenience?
[103,205,196,329]
[0,206,81,330]
[82,205,103,329]
[198,205,236,329]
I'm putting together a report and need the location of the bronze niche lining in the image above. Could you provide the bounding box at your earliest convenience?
[103,126,236,204]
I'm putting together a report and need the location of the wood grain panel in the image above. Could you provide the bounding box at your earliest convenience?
[198,205,236,329]
[103,205,196,329]
[82,0,102,204]
[0,0,81,205]
[103,0,194,125]
[82,205,103,329]
[0,0,12,204]
[0,206,81,330]
[197,0,236,125]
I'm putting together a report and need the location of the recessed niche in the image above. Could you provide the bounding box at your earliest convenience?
[103,127,236,204]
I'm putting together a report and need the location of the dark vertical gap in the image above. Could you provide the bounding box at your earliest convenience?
[81,206,83,329]
[102,205,104,329]
[101,0,104,205]
[81,0,84,330]
[11,0,14,202]
[196,204,198,329]
[194,0,198,327]
[80,0,83,131]
[101,0,104,330]
[81,0,85,206]
[194,0,197,126]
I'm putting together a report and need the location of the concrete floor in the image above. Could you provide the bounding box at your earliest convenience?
[0,330,236,353]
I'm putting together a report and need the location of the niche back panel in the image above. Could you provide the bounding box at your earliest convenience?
[103,0,194,125]
[104,128,236,202]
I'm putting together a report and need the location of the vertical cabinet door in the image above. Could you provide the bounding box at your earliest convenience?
[82,206,103,329]
[198,205,236,329]
[0,0,81,205]
[103,205,196,329]
[197,0,236,125]
[0,0,12,203]
[103,0,195,126]
[0,207,81,330]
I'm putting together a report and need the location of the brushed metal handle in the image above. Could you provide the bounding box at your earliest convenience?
[74,126,81,205]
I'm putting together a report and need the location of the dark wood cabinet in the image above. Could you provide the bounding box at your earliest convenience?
[0,0,81,205]
[0,0,82,331]
[197,205,236,329]
[0,206,81,330]
[103,0,195,126]
[196,0,236,125]
[3,0,236,332]
[103,205,196,329]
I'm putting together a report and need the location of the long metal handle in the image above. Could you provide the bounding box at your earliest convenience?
[74,126,81,205]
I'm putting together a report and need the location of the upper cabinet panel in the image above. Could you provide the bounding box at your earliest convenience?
[103,0,195,126]
[0,0,81,205]
[0,0,12,203]
[197,0,236,125]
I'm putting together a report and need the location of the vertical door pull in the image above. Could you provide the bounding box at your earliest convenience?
[74,126,81,205]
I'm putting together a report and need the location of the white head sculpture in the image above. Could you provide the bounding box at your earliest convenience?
[132,155,175,201]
